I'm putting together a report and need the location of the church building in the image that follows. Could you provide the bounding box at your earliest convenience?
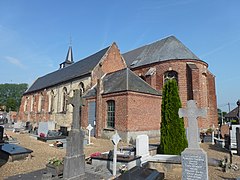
[19,36,218,142]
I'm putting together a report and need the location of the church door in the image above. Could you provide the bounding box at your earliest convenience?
[88,101,96,136]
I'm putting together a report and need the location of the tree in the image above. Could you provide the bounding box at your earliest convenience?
[158,79,188,155]
[0,83,28,111]
[218,108,227,124]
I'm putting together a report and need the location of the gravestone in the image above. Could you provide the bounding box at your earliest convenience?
[38,121,55,137]
[111,131,121,177]
[230,125,240,152]
[179,100,208,180]
[63,89,86,180]
[86,124,93,145]
[236,127,240,156]
[0,126,4,143]
[136,134,150,163]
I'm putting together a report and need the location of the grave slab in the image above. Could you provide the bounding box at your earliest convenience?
[0,143,33,161]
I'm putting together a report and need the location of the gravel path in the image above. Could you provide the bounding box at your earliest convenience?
[1,131,240,180]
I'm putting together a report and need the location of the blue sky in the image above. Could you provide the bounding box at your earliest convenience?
[0,0,239,112]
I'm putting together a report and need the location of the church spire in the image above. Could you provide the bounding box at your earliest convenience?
[59,46,74,69]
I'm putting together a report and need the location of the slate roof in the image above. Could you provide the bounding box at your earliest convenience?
[225,107,238,118]
[25,46,110,94]
[122,36,200,68]
[84,68,161,98]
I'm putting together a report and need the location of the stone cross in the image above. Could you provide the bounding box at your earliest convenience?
[67,89,85,130]
[86,124,93,145]
[111,131,121,177]
[63,89,86,180]
[179,100,207,149]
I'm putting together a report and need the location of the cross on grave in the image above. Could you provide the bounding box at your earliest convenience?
[179,100,207,149]
[63,89,86,180]
[86,124,93,145]
[111,131,121,177]
[67,89,85,130]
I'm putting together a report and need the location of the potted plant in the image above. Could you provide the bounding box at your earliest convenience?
[46,157,64,177]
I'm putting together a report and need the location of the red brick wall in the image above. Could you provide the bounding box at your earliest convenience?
[91,43,126,86]
[83,91,161,137]
[126,92,161,131]
[18,91,50,122]
[132,59,218,129]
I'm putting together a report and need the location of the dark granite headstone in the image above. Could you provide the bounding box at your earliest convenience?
[236,127,240,156]
[115,166,164,180]
[60,126,68,136]
[179,100,208,180]
[63,90,86,180]
[0,143,33,161]
[0,126,4,143]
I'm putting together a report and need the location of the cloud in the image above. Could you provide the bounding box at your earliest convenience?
[4,56,27,69]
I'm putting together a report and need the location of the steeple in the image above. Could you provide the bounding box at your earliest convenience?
[59,46,74,69]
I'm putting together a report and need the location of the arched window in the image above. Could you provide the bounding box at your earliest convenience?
[30,95,34,112]
[107,100,115,128]
[41,93,45,111]
[50,90,54,113]
[38,92,45,112]
[24,97,29,112]
[164,70,178,84]
[79,82,85,96]
[62,87,68,113]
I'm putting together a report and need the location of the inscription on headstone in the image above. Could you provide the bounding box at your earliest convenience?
[179,100,208,180]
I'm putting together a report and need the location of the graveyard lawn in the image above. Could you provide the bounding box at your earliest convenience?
[1,131,240,180]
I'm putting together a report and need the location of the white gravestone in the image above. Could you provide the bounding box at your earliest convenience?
[136,135,150,164]
[111,131,121,177]
[179,100,208,180]
[86,124,93,145]
[38,121,55,137]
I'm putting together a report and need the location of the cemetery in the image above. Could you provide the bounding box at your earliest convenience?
[0,90,240,179]
[0,99,240,179]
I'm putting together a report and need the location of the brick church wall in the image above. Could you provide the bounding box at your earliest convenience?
[131,59,218,130]
[91,43,126,86]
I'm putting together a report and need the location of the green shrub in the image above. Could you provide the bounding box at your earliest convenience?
[158,79,188,155]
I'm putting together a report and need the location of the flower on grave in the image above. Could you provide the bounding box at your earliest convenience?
[48,157,64,166]
[90,152,101,157]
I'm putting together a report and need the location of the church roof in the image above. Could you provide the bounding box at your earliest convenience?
[225,107,238,118]
[84,68,161,97]
[25,46,110,94]
[122,36,200,68]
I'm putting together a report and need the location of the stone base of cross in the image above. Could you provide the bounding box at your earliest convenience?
[179,100,208,180]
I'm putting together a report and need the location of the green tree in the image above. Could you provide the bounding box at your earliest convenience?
[158,79,188,155]
[0,83,28,111]
[217,108,227,124]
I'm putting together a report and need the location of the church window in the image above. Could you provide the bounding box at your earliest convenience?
[38,93,44,112]
[79,82,85,96]
[107,100,115,128]
[38,92,45,112]
[50,90,54,113]
[62,87,68,113]
[24,97,29,112]
[30,95,34,112]
[164,70,178,84]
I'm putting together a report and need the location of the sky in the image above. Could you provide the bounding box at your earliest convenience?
[0,0,239,112]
